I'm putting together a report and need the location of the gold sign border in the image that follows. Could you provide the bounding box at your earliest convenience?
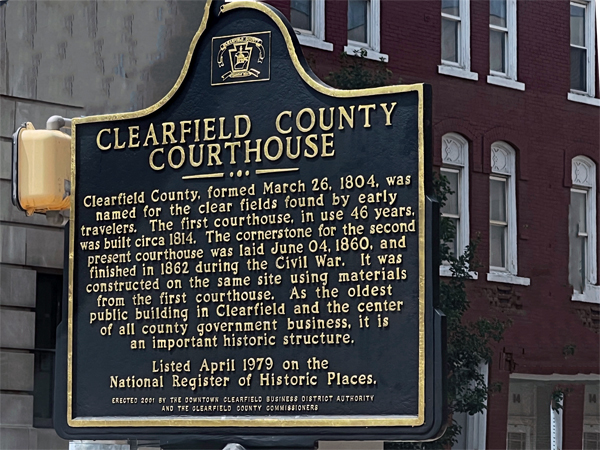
[68,0,426,428]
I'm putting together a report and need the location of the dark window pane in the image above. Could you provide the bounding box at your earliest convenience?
[33,351,55,428]
[569,191,587,292]
[33,273,63,428]
[291,0,312,32]
[490,0,507,27]
[570,4,585,47]
[441,171,459,216]
[490,178,506,222]
[490,224,506,268]
[571,191,587,233]
[34,273,63,350]
[442,0,460,16]
[445,217,458,257]
[490,29,506,73]
[570,46,587,91]
[348,0,368,43]
[442,18,459,62]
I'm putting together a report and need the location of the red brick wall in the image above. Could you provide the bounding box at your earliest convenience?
[267,0,599,447]
[564,384,585,450]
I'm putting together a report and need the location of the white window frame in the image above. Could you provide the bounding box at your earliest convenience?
[487,142,530,286]
[568,0,599,107]
[439,133,477,278]
[489,174,510,267]
[344,0,388,62]
[570,156,599,303]
[452,363,488,449]
[438,0,479,81]
[292,0,334,52]
[487,0,525,91]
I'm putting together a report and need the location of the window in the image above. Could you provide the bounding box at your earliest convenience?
[33,272,63,428]
[348,0,368,43]
[570,2,587,91]
[344,0,387,62]
[583,384,600,450]
[291,0,333,51]
[489,0,508,73]
[507,380,536,450]
[569,156,599,303]
[487,143,529,285]
[487,0,524,90]
[441,166,460,256]
[440,133,474,278]
[570,188,589,292]
[584,432,600,450]
[507,429,530,450]
[441,0,462,64]
[439,0,478,80]
[568,1,599,106]
[489,174,509,269]
[291,0,312,32]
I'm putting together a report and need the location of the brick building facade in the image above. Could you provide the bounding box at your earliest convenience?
[265,0,599,448]
[0,0,598,449]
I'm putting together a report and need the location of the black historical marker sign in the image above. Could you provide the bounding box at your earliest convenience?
[55,0,444,445]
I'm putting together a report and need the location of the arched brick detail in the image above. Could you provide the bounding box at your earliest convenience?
[482,127,528,180]
[433,119,479,170]
[563,143,600,188]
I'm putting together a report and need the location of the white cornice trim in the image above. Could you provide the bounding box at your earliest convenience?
[510,373,600,381]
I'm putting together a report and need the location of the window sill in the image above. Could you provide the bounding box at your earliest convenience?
[567,92,600,107]
[344,44,389,63]
[487,272,531,286]
[487,75,525,91]
[438,64,479,81]
[440,265,478,279]
[571,284,600,304]
[297,34,333,52]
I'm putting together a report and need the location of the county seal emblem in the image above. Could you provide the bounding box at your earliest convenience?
[212,32,271,85]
